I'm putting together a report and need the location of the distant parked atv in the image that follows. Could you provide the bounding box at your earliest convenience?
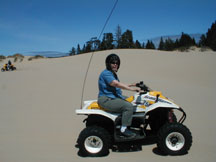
[1,64,16,72]
[76,81,192,157]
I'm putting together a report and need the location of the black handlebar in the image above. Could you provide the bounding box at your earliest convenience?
[136,81,149,92]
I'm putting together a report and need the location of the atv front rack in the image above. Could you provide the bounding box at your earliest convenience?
[178,107,186,124]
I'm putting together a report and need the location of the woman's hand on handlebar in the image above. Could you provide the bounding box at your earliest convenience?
[128,82,139,87]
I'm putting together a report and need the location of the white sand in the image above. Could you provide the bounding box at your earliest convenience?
[0,49,216,162]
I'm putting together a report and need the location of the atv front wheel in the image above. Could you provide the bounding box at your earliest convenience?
[9,67,16,71]
[148,109,177,133]
[157,123,192,155]
[77,126,111,157]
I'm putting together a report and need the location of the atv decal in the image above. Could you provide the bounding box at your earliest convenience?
[158,98,172,104]
[144,96,171,104]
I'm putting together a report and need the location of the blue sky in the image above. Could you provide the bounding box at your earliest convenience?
[0,0,216,55]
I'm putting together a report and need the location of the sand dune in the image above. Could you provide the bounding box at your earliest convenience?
[0,49,216,162]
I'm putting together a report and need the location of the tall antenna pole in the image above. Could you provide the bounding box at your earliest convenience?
[80,0,119,108]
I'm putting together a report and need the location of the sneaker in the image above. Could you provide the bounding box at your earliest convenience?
[121,129,136,138]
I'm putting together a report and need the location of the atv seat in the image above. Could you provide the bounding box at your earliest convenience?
[87,96,135,110]
[87,102,106,110]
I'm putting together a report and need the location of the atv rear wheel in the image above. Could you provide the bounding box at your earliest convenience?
[157,123,192,155]
[77,126,111,157]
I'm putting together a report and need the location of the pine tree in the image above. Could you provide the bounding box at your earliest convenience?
[199,34,207,47]
[134,40,142,48]
[77,44,81,54]
[85,41,92,53]
[69,47,76,56]
[90,37,101,51]
[115,25,122,48]
[100,33,114,50]
[206,21,216,51]
[82,44,86,53]
[119,30,134,48]
[164,38,175,51]
[179,32,196,47]
[146,40,155,49]
[158,37,165,50]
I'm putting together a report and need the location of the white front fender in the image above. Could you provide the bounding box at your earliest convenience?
[145,102,180,113]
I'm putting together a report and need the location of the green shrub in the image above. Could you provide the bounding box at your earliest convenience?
[28,55,44,61]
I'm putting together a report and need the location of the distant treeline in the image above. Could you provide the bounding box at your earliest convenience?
[69,20,216,55]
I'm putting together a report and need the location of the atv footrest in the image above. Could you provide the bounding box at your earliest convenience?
[114,129,146,142]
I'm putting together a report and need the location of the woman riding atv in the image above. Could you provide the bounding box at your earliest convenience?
[1,60,16,72]
[98,54,141,138]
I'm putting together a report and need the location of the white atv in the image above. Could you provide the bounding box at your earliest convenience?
[76,81,192,156]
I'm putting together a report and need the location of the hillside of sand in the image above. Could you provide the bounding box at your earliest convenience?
[0,49,216,162]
